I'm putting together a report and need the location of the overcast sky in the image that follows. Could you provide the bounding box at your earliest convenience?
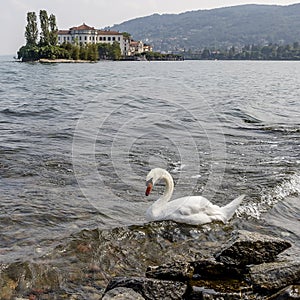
[1,0,299,55]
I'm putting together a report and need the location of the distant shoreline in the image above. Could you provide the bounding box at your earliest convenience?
[39,58,95,63]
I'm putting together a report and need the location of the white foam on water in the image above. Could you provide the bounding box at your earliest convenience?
[236,173,300,219]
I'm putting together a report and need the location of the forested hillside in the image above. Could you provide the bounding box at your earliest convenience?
[110,4,300,52]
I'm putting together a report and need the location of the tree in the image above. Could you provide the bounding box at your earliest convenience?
[86,43,99,61]
[110,41,121,60]
[122,32,131,40]
[49,14,58,46]
[39,10,50,46]
[80,44,88,60]
[17,45,39,61]
[71,45,80,60]
[98,42,121,60]
[98,43,110,59]
[25,12,38,46]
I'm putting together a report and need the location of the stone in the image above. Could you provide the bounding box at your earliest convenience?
[102,287,145,300]
[247,260,300,291]
[104,276,187,300]
[215,230,291,267]
[268,285,300,299]
[191,258,242,280]
[187,286,245,300]
[146,261,194,281]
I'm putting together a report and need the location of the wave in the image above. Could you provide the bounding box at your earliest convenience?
[237,173,300,219]
[0,107,60,117]
[260,125,300,133]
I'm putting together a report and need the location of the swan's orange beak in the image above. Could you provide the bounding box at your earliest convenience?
[145,182,153,196]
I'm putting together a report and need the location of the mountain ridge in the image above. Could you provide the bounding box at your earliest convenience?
[109,4,300,52]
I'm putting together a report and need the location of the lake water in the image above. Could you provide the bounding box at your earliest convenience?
[0,57,299,297]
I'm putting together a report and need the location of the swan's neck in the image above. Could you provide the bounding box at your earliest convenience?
[147,171,174,219]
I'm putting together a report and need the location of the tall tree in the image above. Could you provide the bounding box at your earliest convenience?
[110,41,121,60]
[25,12,38,46]
[39,10,50,46]
[49,14,58,46]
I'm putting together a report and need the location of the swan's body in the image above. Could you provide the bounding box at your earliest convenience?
[145,168,245,225]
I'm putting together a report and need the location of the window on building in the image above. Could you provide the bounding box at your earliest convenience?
[85,36,87,40]
[108,37,111,41]
[79,36,82,41]
[103,37,106,41]
[118,37,120,41]
[112,37,115,41]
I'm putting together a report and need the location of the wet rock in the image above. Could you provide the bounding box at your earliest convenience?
[247,260,300,291]
[146,261,194,281]
[268,285,300,299]
[215,230,291,267]
[104,276,187,300]
[189,258,257,299]
[191,258,242,280]
[188,286,246,300]
[102,287,145,299]
[146,259,243,282]
[0,278,17,300]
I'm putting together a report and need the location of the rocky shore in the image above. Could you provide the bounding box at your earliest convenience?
[1,227,299,299]
[102,230,300,299]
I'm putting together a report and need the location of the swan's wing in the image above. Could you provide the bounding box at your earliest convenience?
[162,196,222,219]
[162,203,223,225]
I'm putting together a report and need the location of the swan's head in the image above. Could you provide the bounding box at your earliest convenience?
[145,168,167,196]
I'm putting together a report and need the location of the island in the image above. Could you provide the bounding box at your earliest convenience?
[17,10,183,62]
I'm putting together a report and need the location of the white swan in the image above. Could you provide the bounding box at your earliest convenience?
[145,168,245,225]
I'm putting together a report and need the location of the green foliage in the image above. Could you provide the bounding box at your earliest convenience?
[49,14,58,46]
[143,51,183,61]
[111,4,300,52]
[121,32,131,39]
[17,44,70,61]
[17,45,40,61]
[71,45,80,60]
[98,43,110,59]
[39,45,68,60]
[79,44,88,60]
[39,10,50,46]
[79,44,99,61]
[25,12,38,46]
[18,10,123,62]
[87,44,99,61]
[110,42,122,60]
[183,42,300,60]
[98,42,121,60]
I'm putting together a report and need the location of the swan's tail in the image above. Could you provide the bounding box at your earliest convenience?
[221,194,245,222]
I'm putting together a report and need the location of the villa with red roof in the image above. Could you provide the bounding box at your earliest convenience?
[57,23,150,56]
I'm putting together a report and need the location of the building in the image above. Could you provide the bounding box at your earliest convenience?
[128,41,144,55]
[57,23,130,55]
[127,41,153,56]
[143,44,153,52]
[57,23,152,57]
